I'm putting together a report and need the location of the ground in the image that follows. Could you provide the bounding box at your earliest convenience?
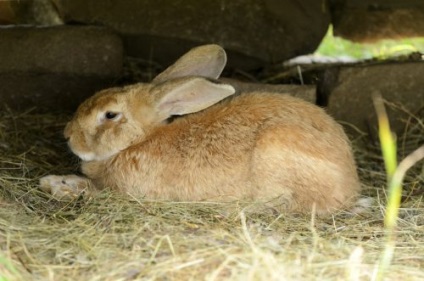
[0,104,423,280]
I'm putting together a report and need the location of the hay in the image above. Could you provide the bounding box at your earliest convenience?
[0,106,423,281]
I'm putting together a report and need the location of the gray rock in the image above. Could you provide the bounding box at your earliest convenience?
[326,62,424,136]
[0,26,122,76]
[57,0,330,70]
[1,0,63,25]
[0,26,123,111]
[331,0,424,42]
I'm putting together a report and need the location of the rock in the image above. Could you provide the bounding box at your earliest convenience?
[0,26,123,111]
[0,0,63,25]
[0,26,122,76]
[220,78,316,103]
[326,62,424,136]
[331,0,424,42]
[0,1,14,24]
[57,0,330,70]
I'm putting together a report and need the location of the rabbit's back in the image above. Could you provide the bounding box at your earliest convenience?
[83,92,360,213]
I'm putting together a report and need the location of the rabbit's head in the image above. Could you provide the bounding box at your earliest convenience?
[64,45,235,161]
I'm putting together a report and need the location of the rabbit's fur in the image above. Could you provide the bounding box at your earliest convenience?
[40,44,361,214]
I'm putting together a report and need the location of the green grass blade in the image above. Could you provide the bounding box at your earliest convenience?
[373,95,397,182]
[373,95,424,281]
[373,94,397,281]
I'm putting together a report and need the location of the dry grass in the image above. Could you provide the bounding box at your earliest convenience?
[0,106,423,281]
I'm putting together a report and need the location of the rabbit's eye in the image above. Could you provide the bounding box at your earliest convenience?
[105,111,120,120]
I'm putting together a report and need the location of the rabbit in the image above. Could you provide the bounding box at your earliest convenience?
[40,44,361,214]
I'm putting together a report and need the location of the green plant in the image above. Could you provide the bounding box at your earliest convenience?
[315,26,424,59]
[373,95,424,281]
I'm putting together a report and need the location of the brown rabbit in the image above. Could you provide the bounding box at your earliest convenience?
[40,44,361,214]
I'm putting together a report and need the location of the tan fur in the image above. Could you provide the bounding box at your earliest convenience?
[41,45,361,214]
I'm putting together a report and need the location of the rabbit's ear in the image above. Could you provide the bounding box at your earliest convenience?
[155,78,235,118]
[152,44,227,84]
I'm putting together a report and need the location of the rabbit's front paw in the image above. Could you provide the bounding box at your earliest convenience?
[39,175,92,200]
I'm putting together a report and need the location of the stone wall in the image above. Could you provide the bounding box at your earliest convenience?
[0,0,423,136]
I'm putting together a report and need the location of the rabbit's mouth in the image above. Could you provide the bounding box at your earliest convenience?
[65,139,94,162]
[67,144,94,162]
[69,143,119,162]
[71,147,113,162]
[75,151,97,162]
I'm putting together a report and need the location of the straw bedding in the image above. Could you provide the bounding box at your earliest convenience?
[0,103,423,280]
